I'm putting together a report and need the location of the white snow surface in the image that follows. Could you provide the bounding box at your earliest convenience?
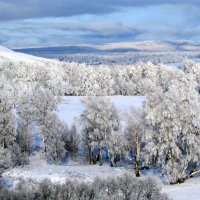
[162,177,200,200]
[0,45,54,64]
[0,46,13,53]
[2,153,132,186]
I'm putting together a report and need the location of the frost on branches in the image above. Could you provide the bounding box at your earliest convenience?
[79,97,122,166]
[124,107,144,177]
[144,74,200,183]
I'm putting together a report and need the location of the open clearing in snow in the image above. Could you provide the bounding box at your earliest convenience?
[2,153,132,185]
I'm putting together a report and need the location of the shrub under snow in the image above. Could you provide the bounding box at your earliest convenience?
[0,173,169,200]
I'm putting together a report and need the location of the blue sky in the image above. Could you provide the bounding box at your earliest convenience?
[0,0,200,47]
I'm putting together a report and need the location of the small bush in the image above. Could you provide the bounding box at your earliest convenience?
[0,173,169,200]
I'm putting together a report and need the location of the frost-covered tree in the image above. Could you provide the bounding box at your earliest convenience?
[80,97,121,165]
[45,113,66,162]
[60,122,79,161]
[0,147,12,174]
[33,87,60,153]
[67,124,78,161]
[124,107,144,177]
[0,75,16,149]
[10,143,30,166]
[157,64,184,91]
[144,74,200,183]
[17,88,37,127]
[16,121,33,155]
[180,61,200,85]
[81,127,94,164]
[107,130,125,167]
[16,89,35,156]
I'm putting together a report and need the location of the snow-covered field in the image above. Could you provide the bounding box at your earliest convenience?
[3,153,132,186]
[163,177,200,200]
[3,153,200,200]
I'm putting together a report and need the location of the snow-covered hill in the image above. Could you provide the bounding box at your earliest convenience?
[0,45,53,64]
[0,46,13,53]
[89,40,175,52]
[14,40,200,54]
[84,40,200,52]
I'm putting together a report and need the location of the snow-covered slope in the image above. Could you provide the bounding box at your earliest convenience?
[0,46,13,53]
[0,45,53,64]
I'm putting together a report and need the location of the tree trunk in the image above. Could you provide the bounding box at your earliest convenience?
[88,146,92,164]
[135,160,140,177]
[169,165,199,184]
[189,166,196,178]
[135,137,140,177]
[41,133,47,153]
[99,147,103,166]
[107,148,113,167]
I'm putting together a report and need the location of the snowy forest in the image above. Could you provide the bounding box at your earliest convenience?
[2,0,200,198]
[1,51,200,199]
[15,41,200,65]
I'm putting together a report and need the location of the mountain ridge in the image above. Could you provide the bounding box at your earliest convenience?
[12,40,200,54]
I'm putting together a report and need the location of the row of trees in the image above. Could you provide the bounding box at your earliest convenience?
[38,50,199,65]
[0,58,190,96]
[78,85,200,184]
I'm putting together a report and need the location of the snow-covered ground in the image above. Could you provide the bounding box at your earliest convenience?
[163,177,200,200]
[3,153,200,200]
[0,45,55,64]
[2,153,132,186]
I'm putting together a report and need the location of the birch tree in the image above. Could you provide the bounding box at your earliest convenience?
[144,74,200,183]
[0,75,16,149]
[80,97,121,165]
[124,107,144,177]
